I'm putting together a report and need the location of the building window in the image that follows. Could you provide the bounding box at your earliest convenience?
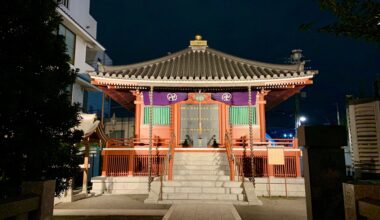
[229,106,256,125]
[58,24,75,64]
[143,106,170,125]
[59,0,70,9]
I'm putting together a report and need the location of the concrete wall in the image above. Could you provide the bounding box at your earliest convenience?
[91,176,149,195]
[59,0,97,38]
[254,177,305,197]
[74,36,94,73]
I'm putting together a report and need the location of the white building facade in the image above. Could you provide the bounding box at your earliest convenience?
[347,98,380,178]
[57,0,112,109]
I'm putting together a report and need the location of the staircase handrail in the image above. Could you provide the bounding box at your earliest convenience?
[159,132,176,200]
[224,132,236,181]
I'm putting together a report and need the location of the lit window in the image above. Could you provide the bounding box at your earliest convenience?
[58,24,75,64]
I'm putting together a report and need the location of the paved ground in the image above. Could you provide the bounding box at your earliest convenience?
[235,197,307,220]
[163,204,241,220]
[54,195,307,220]
[55,195,170,210]
[54,195,169,220]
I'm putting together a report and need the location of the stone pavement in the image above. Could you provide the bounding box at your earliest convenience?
[54,194,306,220]
[163,204,241,220]
[235,197,307,220]
[54,195,169,218]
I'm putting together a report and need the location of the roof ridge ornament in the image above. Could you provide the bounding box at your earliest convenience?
[190,35,207,52]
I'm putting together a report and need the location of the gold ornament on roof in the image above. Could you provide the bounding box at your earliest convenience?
[190,34,208,48]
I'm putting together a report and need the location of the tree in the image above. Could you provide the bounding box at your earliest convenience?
[300,0,380,45]
[0,0,82,198]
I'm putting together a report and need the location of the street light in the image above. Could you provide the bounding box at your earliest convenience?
[297,115,307,127]
[299,116,307,123]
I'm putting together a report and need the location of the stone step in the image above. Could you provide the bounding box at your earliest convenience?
[172,169,228,175]
[174,158,228,163]
[173,175,231,181]
[174,154,227,160]
[162,180,242,188]
[173,160,229,165]
[174,152,226,156]
[174,154,228,158]
[162,193,245,201]
[105,189,148,194]
[156,199,249,205]
[172,165,229,171]
[162,186,243,194]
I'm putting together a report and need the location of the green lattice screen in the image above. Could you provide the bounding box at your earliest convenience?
[143,106,170,125]
[229,106,256,125]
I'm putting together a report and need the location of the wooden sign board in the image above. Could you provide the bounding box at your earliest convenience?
[267,147,285,165]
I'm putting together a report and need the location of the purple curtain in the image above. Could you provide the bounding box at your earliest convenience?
[211,91,257,105]
[142,91,188,105]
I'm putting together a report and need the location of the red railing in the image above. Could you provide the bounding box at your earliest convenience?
[231,137,297,148]
[106,137,170,148]
[106,155,130,176]
[234,155,297,178]
[105,154,165,176]
[103,136,173,177]
[103,136,300,178]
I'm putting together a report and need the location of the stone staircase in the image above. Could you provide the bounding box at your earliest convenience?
[157,152,247,204]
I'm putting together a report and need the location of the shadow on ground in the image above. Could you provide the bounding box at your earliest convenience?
[235,197,307,220]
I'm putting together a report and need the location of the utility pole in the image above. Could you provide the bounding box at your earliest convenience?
[336,102,341,125]
[294,93,300,135]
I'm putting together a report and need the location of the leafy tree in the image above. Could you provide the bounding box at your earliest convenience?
[300,0,380,45]
[0,0,82,198]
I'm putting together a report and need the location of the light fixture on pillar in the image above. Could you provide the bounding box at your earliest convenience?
[297,115,307,127]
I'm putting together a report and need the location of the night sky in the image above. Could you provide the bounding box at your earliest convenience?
[90,0,380,131]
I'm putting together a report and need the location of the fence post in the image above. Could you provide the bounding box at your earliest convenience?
[101,151,108,176]
[128,153,134,176]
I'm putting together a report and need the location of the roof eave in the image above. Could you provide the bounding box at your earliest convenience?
[90,74,315,89]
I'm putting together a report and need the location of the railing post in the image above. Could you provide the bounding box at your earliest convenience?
[293,137,301,177]
[128,153,134,176]
[295,151,301,177]
[101,141,109,176]
[266,150,274,177]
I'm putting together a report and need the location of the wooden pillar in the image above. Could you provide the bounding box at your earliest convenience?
[101,93,105,128]
[134,91,142,138]
[82,138,90,193]
[258,91,268,142]
[175,103,181,148]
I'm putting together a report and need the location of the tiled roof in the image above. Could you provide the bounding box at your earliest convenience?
[90,47,316,82]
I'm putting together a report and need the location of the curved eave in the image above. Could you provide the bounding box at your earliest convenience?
[90,71,316,89]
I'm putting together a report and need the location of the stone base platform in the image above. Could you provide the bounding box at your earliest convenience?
[91,176,305,197]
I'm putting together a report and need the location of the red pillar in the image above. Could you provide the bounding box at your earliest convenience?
[258,91,268,142]
[134,91,142,138]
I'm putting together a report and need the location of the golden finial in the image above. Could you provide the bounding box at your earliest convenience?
[190,34,207,49]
